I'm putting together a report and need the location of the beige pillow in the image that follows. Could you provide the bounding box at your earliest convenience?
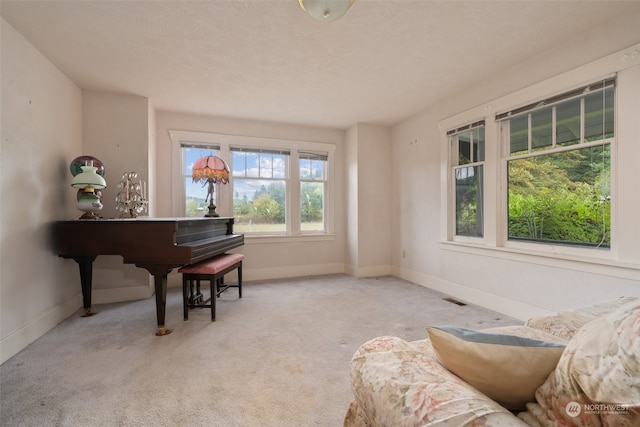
[426,326,566,410]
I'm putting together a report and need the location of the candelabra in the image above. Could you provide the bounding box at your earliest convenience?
[115,172,148,218]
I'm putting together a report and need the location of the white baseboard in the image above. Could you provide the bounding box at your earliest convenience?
[345,264,392,278]
[243,262,346,281]
[392,266,554,321]
[0,293,82,365]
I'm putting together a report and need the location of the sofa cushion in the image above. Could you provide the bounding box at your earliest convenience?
[426,326,566,410]
[525,296,638,341]
[526,299,640,426]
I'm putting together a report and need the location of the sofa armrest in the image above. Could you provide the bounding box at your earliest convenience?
[350,336,521,427]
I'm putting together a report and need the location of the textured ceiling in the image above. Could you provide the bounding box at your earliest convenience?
[2,0,640,129]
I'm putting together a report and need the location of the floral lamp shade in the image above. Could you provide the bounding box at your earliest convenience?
[192,155,230,217]
[192,155,230,184]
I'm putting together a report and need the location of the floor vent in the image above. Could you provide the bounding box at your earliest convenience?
[443,297,467,306]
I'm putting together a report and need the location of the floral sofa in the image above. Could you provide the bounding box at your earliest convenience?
[345,296,640,426]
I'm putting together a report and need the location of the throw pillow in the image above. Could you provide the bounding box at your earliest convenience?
[533,299,640,426]
[426,326,566,410]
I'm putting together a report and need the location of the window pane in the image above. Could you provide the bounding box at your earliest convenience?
[531,107,552,152]
[458,132,471,165]
[259,154,274,178]
[455,165,483,237]
[300,158,325,180]
[474,127,485,162]
[246,153,259,177]
[509,115,528,155]
[507,144,610,247]
[300,159,311,179]
[233,179,286,233]
[271,154,286,178]
[232,151,246,177]
[556,98,581,147]
[300,182,324,231]
[585,87,614,142]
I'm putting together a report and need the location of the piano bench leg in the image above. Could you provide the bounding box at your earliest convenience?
[194,279,203,304]
[182,275,190,320]
[215,261,243,299]
[181,273,216,322]
[209,277,216,322]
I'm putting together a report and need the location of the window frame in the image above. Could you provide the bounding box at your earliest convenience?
[230,145,291,235]
[298,150,329,234]
[497,82,614,249]
[169,130,335,241]
[447,121,486,240]
[439,69,631,269]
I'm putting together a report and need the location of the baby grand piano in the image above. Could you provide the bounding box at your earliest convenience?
[52,217,244,336]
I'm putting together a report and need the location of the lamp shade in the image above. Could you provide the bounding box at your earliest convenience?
[192,155,230,184]
[70,155,104,177]
[71,165,107,189]
[299,0,355,22]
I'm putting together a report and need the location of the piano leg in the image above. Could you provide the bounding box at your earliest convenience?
[150,270,172,336]
[73,256,97,317]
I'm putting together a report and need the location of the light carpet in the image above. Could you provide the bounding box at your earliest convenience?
[0,274,519,427]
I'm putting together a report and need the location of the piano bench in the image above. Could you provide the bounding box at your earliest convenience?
[178,253,244,321]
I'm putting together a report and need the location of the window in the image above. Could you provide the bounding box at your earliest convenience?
[448,122,485,237]
[231,147,289,234]
[181,143,221,217]
[497,79,614,248]
[299,151,328,232]
[173,130,335,238]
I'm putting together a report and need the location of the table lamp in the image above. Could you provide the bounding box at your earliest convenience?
[192,155,230,217]
[70,157,107,219]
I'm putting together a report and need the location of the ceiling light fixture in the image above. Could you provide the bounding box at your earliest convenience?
[298,0,355,22]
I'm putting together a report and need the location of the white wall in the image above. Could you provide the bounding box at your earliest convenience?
[345,124,392,277]
[155,111,348,284]
[391,12,640,320]
[81,91,154,302]
[1,18,83,363]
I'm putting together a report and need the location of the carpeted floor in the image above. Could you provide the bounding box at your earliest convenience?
[0,274,519,427]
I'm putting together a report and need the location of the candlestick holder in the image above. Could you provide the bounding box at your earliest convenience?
[115,171,148,218]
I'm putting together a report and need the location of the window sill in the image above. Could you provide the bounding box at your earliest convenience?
[440,240,639,280]
[244,233,336,244]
